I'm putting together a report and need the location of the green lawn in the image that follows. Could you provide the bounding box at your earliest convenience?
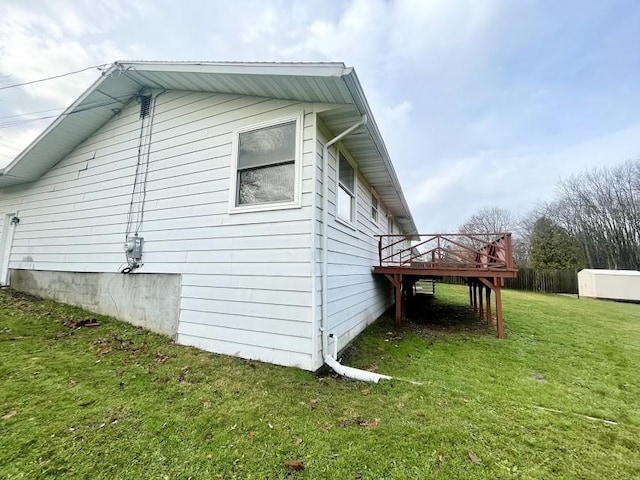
[1,284,639,479]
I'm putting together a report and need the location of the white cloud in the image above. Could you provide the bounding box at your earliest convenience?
[409,156,482,206]
[0,3,140,105]
[0,125,47,167]
[0,1,145,166]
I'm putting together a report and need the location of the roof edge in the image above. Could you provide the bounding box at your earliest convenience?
[0,64,119,179]
[115,60,350,78]
[340,70,418,234]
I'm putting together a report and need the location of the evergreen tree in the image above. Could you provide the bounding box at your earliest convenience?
[530,217,584,269]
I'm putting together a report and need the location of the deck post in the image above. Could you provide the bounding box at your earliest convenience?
[468,282,473,306]
[494,277,504,339]
[479,283,484,320]
[401,281,406,321]
[472,282,478,314]
[394,274,402,329]
[485,286,492,326]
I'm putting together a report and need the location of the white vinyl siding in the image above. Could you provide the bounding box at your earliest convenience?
[0,91,317,370]
[313,118,398,369]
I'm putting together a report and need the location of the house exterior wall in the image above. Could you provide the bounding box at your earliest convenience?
[0,91,317,370]
[312,119,403,370]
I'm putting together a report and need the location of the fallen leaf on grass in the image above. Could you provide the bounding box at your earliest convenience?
[310,398,319,408]
[246,431,256,440]
[64,318,100,329]
[155,353,169,364]
[285,460,305,471]
[468,453,481,464]
[340,418,380,428]
[1,410,17,420]
[359,418,380,428]
[294,437,303,446]
[361,389,371,396]
[177,367,189,382]
[94,338,113,355]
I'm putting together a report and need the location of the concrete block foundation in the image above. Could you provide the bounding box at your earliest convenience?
[9,269,181,337]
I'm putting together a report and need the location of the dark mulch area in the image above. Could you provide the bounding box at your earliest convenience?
[405,292,490,334]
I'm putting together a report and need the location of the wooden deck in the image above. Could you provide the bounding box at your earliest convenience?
[373,233,518,338]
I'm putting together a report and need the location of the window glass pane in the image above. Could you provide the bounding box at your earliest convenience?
[239,121,295,170]
[337,186,353,222]
[238,163,294,205]
[371,195,378,221]
[338,153,354,193]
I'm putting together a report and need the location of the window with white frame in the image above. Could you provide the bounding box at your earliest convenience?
[337,151,356,224]
[387,214,394,234]
[371,192,379,222]
[234,119,298,207]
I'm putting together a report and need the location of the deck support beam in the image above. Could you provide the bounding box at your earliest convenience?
[485,286,492,327]
[472,283,478,314]
[495,278,504,339]
[381,273,405,329]
[479,277,505,339]
[394,274,403,328]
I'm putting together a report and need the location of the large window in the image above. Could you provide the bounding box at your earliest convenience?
[234,119,298,208]
[337,152,356,224]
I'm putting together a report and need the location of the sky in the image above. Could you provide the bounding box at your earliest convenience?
[0,0,638,232]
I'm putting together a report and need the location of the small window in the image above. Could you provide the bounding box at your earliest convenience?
[388,215,394,234]
[235,120,296,207]
[371,193,379,222]
[337,152,356,223]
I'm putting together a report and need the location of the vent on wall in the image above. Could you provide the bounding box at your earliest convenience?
[139,95,152,118]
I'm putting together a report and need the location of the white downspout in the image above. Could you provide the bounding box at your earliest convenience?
[320,114,391,384]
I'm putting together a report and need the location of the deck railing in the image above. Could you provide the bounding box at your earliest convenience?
[375,233,514,271]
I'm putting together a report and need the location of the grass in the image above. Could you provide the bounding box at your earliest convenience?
[1,284,639,479]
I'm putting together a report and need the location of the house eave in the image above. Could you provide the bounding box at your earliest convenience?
[2,61,417,233]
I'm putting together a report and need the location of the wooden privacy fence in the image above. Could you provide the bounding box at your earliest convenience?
[443,268,578,294]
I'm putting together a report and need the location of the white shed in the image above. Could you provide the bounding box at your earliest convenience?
[577,269,640,302]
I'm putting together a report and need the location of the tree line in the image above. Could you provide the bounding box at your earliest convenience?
[458,159,640,270]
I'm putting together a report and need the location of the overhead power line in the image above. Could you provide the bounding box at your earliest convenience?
[0,92,132,122]
[0,94,135,130]
[0,64,109,91]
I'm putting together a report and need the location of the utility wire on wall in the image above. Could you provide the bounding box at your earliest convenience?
[123,90,166,271]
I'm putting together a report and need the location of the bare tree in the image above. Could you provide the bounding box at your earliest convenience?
[457,206,531,265]
[547,159,640,269]
[458,206,516,235]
